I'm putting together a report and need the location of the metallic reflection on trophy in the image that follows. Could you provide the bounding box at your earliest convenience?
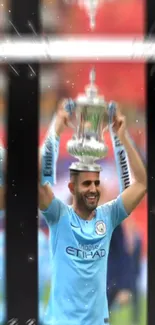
[78,0,104,30]
[81,0,101,30]
[67,68,112,172]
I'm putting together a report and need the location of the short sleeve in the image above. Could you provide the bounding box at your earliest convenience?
[105,195,129,230]
[41,197,67,226]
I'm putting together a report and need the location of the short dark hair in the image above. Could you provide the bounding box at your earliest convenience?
[69,169,100,183]
[70,169,81,182]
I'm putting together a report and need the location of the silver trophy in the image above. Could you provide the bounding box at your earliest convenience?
[75,0,104,30]
[79,0,102,30]
[67,68,112,172]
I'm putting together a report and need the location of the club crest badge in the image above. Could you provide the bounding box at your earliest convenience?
[95,221,106,235]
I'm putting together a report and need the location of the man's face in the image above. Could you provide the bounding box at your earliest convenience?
[74,172,101,212]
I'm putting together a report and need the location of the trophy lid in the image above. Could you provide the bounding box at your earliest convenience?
[76,68,106,107]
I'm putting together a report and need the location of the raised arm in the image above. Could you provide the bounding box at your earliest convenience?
[113,110,146,215]
[39,101,72,223]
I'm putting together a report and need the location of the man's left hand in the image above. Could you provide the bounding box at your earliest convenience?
[112,109,127,142]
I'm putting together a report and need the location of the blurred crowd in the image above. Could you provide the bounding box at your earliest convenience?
[0,0,144,35]
[40,0,144,35]
[0,0,144,36]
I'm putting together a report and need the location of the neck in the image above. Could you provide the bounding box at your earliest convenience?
[73,201,95,221]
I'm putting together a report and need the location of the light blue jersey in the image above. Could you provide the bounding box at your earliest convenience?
[38,229,51,324]
[0,230,5,324]
[42,195,128,325]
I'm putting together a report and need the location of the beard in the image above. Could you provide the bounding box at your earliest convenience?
[75,190,100,212]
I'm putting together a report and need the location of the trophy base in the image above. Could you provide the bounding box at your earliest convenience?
[69,161,102,172]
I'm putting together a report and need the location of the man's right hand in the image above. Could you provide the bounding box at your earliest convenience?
[55,100,74,137]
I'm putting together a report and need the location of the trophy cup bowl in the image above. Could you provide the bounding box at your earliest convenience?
[66,69,110,172]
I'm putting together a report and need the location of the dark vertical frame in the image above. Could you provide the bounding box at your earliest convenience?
[6,0,40,322]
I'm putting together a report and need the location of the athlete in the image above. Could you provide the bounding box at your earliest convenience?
[39,107,147,325]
